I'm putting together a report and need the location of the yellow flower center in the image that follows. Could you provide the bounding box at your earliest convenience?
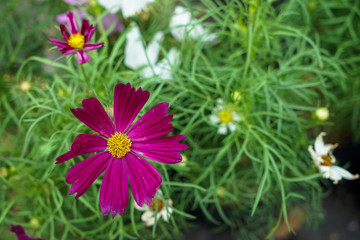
[320,155,332,166]
[67,33,85,49]
[219,110,233,124]
[107,132,131,158]
[150,198,164,211]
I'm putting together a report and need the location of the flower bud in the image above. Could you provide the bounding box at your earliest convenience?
[216,186,226,199]
[315,107,329,121]
[0,167,8,178]
[29,218,40,230]
[20,81,31,91]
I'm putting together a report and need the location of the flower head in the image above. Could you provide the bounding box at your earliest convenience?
[308,132,359,184]
[10,225,43,240]
[48,11,104,64]
[209,98,240,135]
[124,23,180,81]
[170,6,218,44]
[56,83,187,217]
[134,190,173,226]
[56,9,123,34]
[98,0,154,18]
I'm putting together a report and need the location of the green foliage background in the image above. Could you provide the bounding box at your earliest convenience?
[1,0,360,239]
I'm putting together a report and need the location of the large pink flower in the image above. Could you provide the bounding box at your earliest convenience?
[56,83,188,217]
[48,11,104,64]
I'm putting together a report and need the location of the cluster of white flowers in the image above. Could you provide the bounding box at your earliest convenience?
[124,23,180,81]
[121,3,217,81]
[98,0,155,18]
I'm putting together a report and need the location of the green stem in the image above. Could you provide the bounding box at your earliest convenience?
[79,64,89,82]
[97,16,109,56]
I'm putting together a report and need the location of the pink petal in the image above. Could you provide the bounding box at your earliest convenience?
[80,18,90,36]
[102,13,123,33]
[83,43,104,51]
[77,49,90,64]
[64,0,88,5]
[127,103,174,141]
[131,135,188,164]
[113,83,150,133]
[66,11,79,34]
[48,38,69,49]
[56,133,108,164]
[131,135,187,151]
[66,152,111,199]
[84,25,96,43]
[10,225,43,240]
[56,13,68,24]
[61,48,76,55]
[60,24,70,42]
[70,97,115,137]
[100,157,129,217]
[124,152,162,207]
[131,148,182,164]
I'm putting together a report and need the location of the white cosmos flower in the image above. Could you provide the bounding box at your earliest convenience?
[209,98,240,135]
[134,190,173,226]
[125,23,179,81]
[98,0,154,18]
[308,132,359,184]
[170,6,218,44]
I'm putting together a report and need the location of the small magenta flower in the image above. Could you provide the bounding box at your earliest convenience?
[48,11,104,64]
[56,83,188,217]
[10,225,43,240]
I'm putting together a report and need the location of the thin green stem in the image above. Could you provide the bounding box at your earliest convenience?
[79,64,89,82]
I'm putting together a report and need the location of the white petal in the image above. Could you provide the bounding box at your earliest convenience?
[98,0,122,14]
[134,201,148,211]
[329,166,359,182]
[314,132,329,155]
[124,24,148,69]
[210,115,219,124]
[140,48,180,81]
[141,64,171,81]
[216,98,224,104]
[124,24,163,70]
[169,6,218,44]
[318,165,331,178]
[166,48,180,65]
[228,122,236,132]
[145,31,164,65]
[232,112,240,121]
[218,124,227,135]
[120,0,154,18]
[161,210,170,221]
[141,65,155,78]
[170,6,192,42]
[141,211,154,223]
[145,217,155,227]
[202,32,219,44]
[308,145,321,165]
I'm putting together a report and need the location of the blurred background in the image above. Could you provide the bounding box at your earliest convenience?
[1,0,360,239]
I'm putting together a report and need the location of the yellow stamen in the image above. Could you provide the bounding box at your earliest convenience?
[107,132,131,158]
[219,110,233,124]
[150,198,164,211]
[320,155,332,166]
[67,33,85,49]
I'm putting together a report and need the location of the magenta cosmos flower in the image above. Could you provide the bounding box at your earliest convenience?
[10,225,43,240]
[48,11,104,64]
[56,83,187,217]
